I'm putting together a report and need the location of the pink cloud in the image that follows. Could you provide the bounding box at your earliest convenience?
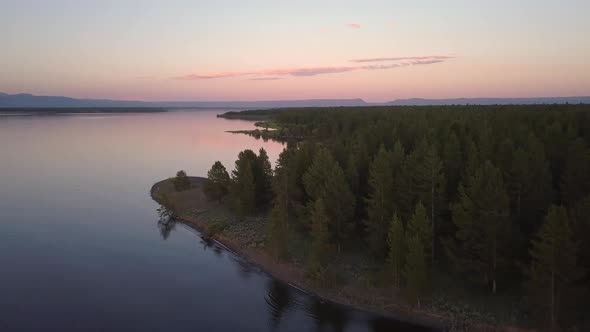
[350,55,454,63]
[177,71,254,79]
[176,55,453,80]
[345,23,361,29]
[361,59,446,70]
[248,77,282,81]
[263,66,356,77]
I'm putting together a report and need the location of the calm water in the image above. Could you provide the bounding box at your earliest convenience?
[0,111,438,332]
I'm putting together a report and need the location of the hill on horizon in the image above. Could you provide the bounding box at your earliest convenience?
[1,92,589,109]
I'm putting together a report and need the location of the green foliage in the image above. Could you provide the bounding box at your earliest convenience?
[561,138,590,207]
[303,147,355,251]
[226,148,275,216]
[308,199,332,275]
[443,131,462,200]
[255,148,274,209]
[399,138,445,223]
[525,205,584,330]
[364,145,395,256]
[231,151,257,217]
[173,170,191,191]
[387,213,405,289]
[407,201,432,265]
[220,104,590,326]
[404,236,430,307]
[507,133,554,237]
[204,161,230,202]
[447,161,510,293]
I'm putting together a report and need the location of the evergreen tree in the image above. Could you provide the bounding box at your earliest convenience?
[401,138,444,261]
[462,136,480,182]
[387,213,405,289]
[443,131,462,200]
[390,140,406,212]
[506,134,553,237]
[303,148,355,251]
[267,149,294,261]
[173,170,191,191]
[447,161,510,293]
[570,195,590,273]
[204,161,230,202]
[407,201,433,265]
[523,134,554,233]
[255,148,274,209]
[231,151,257,217]
[525,205,583,330]
[291,143,318,227]
[561,138,590,207]
[308,199,331,274]
[404,236,430,307]
[364,145,395,256]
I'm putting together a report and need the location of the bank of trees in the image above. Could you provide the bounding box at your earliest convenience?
[209,105,590,329]
[204,148,273,217]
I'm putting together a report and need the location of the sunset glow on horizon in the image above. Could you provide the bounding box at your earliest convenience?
[1,0,589,102]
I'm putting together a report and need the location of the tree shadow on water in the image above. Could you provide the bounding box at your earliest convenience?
[304,296,351,332]
[156,204,176,240]
[265,279,294,331]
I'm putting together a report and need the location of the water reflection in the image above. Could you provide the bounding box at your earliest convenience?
[265,279,294,330]
[233,257,255,280]
[263,279,443,332]
[305,296,351,332]
[156,204,176,240]
[155,211,443,332]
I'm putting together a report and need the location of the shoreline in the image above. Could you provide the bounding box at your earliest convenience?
[150,176,447,331]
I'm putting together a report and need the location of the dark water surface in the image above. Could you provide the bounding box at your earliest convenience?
[0,111,439,332]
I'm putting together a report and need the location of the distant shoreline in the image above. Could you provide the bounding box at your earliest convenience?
[0,107,167,114]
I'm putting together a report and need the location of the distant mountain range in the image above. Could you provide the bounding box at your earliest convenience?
[385,97,590,106]
[0,92,367,109]
[1,92,589,109]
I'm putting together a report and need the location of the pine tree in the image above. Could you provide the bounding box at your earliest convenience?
[173,170,191,191]
[506,134,554,237]
[525,205,583,330]
[570,195,590,272]
[561,138,590,207]
[364,145,395,256]
[390,140,406,217]
[303,148,355,251]
[407,201,432,264]
[231,152,257,217]
[256,148,274,209]
[401,138,444,261]
[462,136,480,182]
[443,131,462,200]
[267,150,293,261]
[237,161,256,217]
[404,236,430,307]
[309,199,331,274]
[447,161,510,293]
[204,161,230,202]
[387,213,405,289]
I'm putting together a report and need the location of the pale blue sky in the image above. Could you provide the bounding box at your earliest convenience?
[1,0,589,101]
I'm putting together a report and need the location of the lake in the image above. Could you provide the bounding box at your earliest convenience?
[0,111,439,332]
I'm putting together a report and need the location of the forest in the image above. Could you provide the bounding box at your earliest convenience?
[206,104,590,330]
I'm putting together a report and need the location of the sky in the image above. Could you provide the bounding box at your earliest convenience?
[1,0,589,102]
